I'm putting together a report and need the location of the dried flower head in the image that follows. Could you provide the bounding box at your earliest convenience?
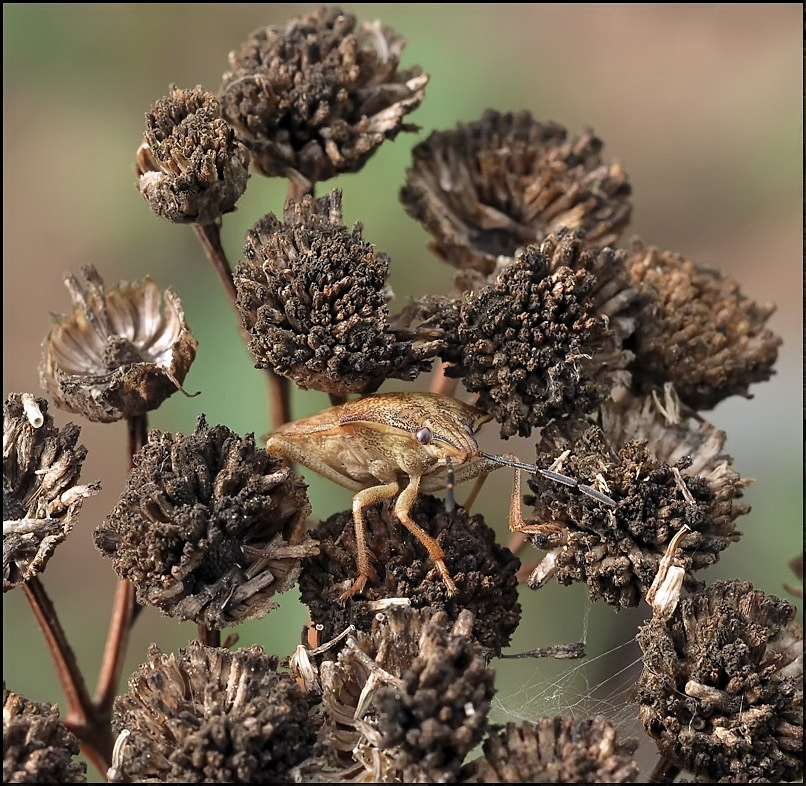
[467,716,639,783]
[442,233,635,438]
[39,266,197,423]
[525,391,750,608]
[3,393,99,592]
[110,642,316,783]
[400,109,632,278]
[636,580,803,783]
[3,684,87,783]
[309,608,494,782]
[300,494,521,655]
[235,189,444,396]
[219,6,427,186]
[135,85,249,225]
[626,238,781,409]
[93,415,314,627]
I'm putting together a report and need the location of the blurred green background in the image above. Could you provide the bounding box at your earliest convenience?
[4,4,802,779]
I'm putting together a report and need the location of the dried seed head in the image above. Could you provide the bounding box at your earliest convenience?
[136,85,249,225]
[444,234,635,438]
[219,6,427,186]
[110,642,316,783]
[235,189,444,396]
[93,415,314,627]
[626,238,781,409]
[468,716,639,783]
[3,394,99,592]
[3,684,87,783]
[526,392,750,608]
[39,266,197,423]
[400,109,632,278]
[299,494,521,655]
[636,580,803,783]
[311,608,494,782]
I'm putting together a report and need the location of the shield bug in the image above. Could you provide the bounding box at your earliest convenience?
[266,391,614,600]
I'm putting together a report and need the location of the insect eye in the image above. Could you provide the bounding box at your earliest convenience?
[416,427,433,445]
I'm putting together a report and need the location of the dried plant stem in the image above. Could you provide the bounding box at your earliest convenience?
[22,577,112,775]
[192,221,291,428]
[197,625,221,648]
[648,755,681,783]
[429,359,459,397]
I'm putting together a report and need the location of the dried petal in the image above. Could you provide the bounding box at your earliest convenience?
[401,109,631,278]
[444,233,635,438]
[40,266,197,422]
[636,580,803,782]
[236,189,443,396]
[94,415,313,626]
[308,608,493,782]
[300,494,521,655]
[525,391,750,608]
[3,684,87,783]
[468,716,639,783]
[110,642,316,783]
[3,393,98,591]
[626,238,781,409]
[136,85,249,224]
[220,6,427,185]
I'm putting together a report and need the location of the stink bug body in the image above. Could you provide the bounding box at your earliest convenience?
[266,391,614,600]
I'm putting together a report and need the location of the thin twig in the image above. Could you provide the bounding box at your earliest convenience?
[23,577,112,774]
[192,222,290,428]
[429,359,459,397]
[197,624,221,648]
[648,754,681,783]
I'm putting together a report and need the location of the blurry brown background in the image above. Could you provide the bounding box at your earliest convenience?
[4,4,802,777]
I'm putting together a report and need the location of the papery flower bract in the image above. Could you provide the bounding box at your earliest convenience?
[40,266,197,423]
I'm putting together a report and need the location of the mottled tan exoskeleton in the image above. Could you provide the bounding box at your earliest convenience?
[266,391,614,600]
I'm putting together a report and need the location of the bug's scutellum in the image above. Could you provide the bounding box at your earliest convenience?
[266,392,615,601]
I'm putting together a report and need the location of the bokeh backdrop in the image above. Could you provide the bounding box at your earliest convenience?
[4,4,802,779]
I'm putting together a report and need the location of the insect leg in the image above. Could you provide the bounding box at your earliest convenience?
[339,481,400,603]
[394,474,457,595]
[444,457,455,513]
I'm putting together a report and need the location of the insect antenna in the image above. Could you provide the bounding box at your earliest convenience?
[479,452,617,507]
[444,456,455,513]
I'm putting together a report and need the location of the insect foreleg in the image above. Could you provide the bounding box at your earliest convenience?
[339,480,400,602]
[393,474,458,595]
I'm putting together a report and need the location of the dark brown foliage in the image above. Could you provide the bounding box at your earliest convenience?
[94,415,313,627]
[300,494,521,655]
[400,109,632,277]
[636,581,803,782]
[3,685,87,783]
[136,85,249,224]
[219,6,427,185]
[468,716,638,783]
[235,189,444,396]
[110,643,317,783]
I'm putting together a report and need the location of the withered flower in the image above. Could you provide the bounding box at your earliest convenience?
[626,238,781,409]
[235,189,444,396]
[467,716,638,783]
[3,684,87,783]
[3,393,98,592]
[219,6,428,186]
[525,390,750,608]
[442,233,635,438]
[110,642,316,783]
[307,608,494,783]
[136,85,249,225]
[40,266,197,423]
[93,415,314,627]
[636,580,803,783]
[299,494,521,655]
[400,109,631,279]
